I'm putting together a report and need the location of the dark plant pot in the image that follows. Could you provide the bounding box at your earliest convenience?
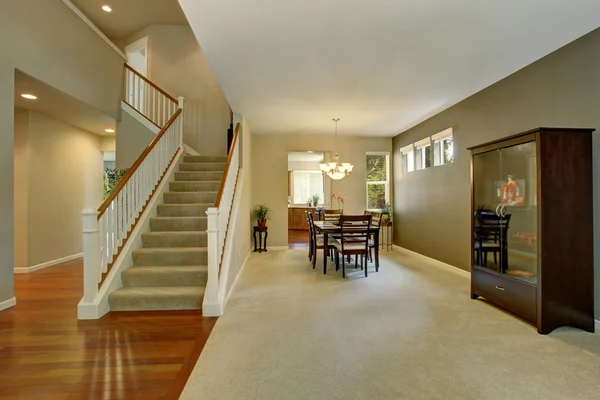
[258,220,267,227]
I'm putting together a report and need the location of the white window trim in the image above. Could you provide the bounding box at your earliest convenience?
[432,127,454,167]
[400,144,414,173]
[432,127,453,142]
[366,152,390,209]
[414,137,431,149]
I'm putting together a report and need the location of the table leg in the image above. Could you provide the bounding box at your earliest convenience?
[374,230,380,272]
[264,231,268,251]
[253,230,258,252]
[323,232,328,274]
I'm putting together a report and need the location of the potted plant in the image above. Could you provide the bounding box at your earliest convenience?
[380,202,392,224]
[311,194,320,207]
[251,204,272,227]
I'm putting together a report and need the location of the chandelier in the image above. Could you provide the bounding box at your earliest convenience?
[320,118,353,180]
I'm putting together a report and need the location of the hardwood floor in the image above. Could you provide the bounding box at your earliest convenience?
[0,259,216,400]
[288,229,309,249]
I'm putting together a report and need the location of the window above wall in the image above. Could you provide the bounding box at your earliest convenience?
[400,144,414,173]
[414,137,432,170]
[432,128,454,166]
[400,127,453,174]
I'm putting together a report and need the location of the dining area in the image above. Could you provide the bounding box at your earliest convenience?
[302,210,387,278]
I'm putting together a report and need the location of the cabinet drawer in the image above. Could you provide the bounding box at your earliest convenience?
[473,266,537,323]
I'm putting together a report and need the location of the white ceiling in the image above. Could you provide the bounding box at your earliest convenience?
[14,71,116,137]
[179,0,600,137]
[70,0,188,39]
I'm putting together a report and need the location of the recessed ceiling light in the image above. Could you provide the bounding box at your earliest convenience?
[101,5,112,12]
[105,129,115,133]
[307,151,314,153]
[21,94,37,100]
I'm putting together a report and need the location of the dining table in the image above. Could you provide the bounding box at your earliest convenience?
[313,220,380,274]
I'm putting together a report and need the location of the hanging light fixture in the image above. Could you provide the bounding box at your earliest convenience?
[320,118,353,180]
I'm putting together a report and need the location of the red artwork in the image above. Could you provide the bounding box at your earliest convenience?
[497,175,525,206]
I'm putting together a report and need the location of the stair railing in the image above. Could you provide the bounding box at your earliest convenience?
[123,64,179,128]
[205,123,241,315]
[80,67,184,316]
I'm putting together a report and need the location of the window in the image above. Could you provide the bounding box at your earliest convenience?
[366,153,390,209]
[432,128,454,166]
[414,138,432,170]
[292,170,324,205]
[400,144,414,173]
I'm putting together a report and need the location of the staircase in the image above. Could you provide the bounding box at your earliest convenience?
[108,155,227,311]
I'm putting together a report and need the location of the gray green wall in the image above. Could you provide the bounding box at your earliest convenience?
[392,27,600,318]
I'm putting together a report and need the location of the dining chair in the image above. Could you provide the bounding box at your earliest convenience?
[364,211,388,262]
[321,209,341,222]
[307,212,336,269]
[473,210,511,272]
[332,214,372,278]
[305,211,313,260]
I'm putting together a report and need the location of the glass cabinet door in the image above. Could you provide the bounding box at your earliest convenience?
[472,149,502,272]
[498,141,538,285]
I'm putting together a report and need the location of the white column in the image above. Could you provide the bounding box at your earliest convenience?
[81,209,100,303]
[203,207,221,316]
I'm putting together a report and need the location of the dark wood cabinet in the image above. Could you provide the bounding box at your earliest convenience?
[469,127,595,334]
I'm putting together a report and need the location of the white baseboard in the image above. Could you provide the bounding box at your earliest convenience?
[78,149,184,320]
[202,302,222,316]
[0,297,16,312]
[15,253,83,274]
[392,245,470,279]
[224,251,250,307]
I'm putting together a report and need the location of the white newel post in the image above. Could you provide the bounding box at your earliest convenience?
[81,209,99,304]
[204,207,221,316]
[178,96,185,147]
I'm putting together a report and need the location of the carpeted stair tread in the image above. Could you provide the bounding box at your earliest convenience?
[179,162,226,171]
[122,265,208,287]
[142,231,208,248]
[163,191,217,204]
[174,171,223,181]
[183,155,227,163]
[150,216,207,231]
[132,247,208,266]
[109,286,205,311]
[169,181,221,192]
[157,204,211,217]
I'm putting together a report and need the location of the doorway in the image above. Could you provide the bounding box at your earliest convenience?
[125,37,148,113]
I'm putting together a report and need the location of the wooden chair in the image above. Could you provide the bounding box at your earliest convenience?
[332,215,372,278]
[307,212,335,269]
[305,211,313,260]
[321,209,341,222]
[474,210,511,272]
[364,211,388,262]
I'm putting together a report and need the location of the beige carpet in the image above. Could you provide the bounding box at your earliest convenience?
[180,249,600,400]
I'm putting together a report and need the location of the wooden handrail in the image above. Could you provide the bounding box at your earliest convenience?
[214,123,241,207]
[124,64,178,104]
[98,108,182,218]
